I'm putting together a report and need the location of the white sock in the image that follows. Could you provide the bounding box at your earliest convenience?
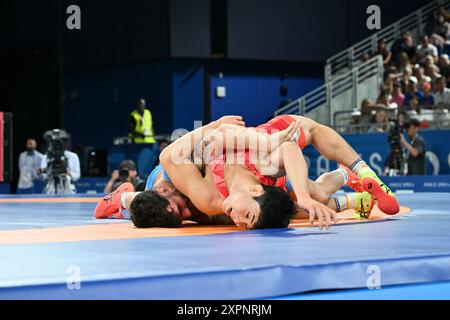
[336,168,349,184]
[121,192,129,210]
[349,159,368,176]
[333,195,348,212]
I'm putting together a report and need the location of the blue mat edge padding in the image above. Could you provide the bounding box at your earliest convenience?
[1,252,450,299]
[274,280,450,300]
[1,193,450,300]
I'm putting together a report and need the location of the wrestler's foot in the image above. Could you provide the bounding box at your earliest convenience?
[339,164,365,192]
[359,168,399,215]
[94,182,135,219]
[353,192,375,219]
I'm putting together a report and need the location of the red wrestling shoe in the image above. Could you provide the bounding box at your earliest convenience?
[94,182,135,219]
[361,176,400,215]
[339,164,365,192]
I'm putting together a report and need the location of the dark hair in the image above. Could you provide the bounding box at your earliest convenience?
[405,118,421,129]
[402,31,412,38]
[120,160,137,171]
[130,190,182,228]
[253,185,296,229]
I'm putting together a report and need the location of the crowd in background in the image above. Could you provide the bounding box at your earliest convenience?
[349,5,450,134]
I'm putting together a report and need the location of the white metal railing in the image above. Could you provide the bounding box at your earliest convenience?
[275,55,384,126]
[325,0,450,82]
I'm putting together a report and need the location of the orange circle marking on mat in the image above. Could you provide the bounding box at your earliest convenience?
[0,205,410,245]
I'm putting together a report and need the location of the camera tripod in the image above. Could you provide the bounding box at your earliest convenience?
[43,174,75,195]
[386,147,405,177]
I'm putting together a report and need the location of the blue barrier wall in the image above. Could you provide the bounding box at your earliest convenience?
[304,130,450,178]
[210,62,323,127]
[172,61,206,130]
[63,61,173,149]
[0,183,10,194]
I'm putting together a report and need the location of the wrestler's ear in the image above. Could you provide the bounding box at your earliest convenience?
[154,185,172,195]
[249,184,264,194]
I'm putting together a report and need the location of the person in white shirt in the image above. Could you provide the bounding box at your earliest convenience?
[17,138,44,194]
[433,76,450,107]
[416,35,438,64]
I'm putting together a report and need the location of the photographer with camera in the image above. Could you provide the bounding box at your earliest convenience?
[39,129,81,194]
[384,112,407,176]
[400,118,426,175]
[103,160,145,193]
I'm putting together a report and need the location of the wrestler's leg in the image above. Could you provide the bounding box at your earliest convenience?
[292,115,399,215]
[307,168,348,203]
[309,169,375,219]
[293,192,374,219]
[326,192,375,218]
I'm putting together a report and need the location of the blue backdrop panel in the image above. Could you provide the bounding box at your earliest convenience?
[0,183,10,194]
[1,193,450,299]
[304,130,450,177]
[382,175,450,193]
[210,73,323,127]
[107,144,159,181]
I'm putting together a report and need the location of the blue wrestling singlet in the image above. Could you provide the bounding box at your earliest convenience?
[146,164,173,190]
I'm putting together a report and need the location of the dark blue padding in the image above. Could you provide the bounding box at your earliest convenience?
[274,281,450,300]
[1,193,450,299]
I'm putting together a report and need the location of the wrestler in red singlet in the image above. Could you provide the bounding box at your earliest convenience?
[212,115,305,199]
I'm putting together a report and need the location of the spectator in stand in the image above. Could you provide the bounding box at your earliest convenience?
[438,54,450,81]
[377,39,392,66]
[420,82,435,106]
[414,65,432,90]
[404,79,424,106]
[377,89,398,109]
[407,98,420,117]
[392,82,405,107]
[392,31,416,64]
[431,13,450,49]
[438,5,450,22]
[416,35,438,64]
[385,65,401,80]
[360,52,371,63]
[426,63,441,82]
[433,76,450,107]
[346,109,362,134]
[398,52,412,74]
[368,110,388,133]
[399,67,414,92]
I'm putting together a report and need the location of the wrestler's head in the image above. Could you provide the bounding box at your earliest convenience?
[130,185,191,228]
[222,185,296,230]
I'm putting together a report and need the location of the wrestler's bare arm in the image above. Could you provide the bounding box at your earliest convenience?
[265,142,338,229]
[160,116,297,215]
[160,117,245,215]
[197,121,300,162]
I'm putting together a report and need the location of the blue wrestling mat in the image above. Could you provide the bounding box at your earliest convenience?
[0,193,450,300]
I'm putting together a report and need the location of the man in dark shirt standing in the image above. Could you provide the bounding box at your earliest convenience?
[400,118,426,175]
